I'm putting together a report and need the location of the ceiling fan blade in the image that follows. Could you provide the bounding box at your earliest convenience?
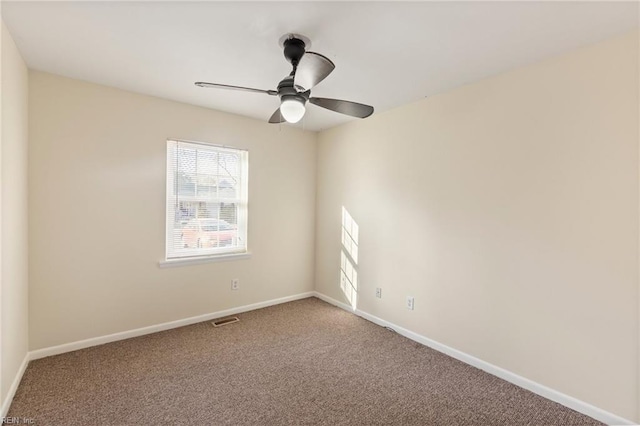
[195,82,277,96]
[268,108,286,124]
[294,52,335,92]
[309,97,374,118]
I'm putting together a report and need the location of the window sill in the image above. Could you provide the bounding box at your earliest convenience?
[158,252,252,268]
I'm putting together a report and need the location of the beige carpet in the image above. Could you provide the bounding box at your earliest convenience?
[8,297,603,425]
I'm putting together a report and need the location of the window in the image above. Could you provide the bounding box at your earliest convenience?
[166,139,248,261]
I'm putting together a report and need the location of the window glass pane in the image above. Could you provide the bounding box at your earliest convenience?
[166,140,248,259]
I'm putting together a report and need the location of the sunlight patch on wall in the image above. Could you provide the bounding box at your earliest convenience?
[340,207,359,309]
[342,207,359,263]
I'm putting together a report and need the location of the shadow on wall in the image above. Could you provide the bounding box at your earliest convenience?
[340,207,359,309]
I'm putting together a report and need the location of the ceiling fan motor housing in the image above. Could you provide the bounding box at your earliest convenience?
[277,76,309,104]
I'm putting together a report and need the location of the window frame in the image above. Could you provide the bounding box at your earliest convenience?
[163,138,249,265]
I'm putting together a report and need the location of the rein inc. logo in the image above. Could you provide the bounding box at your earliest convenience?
[2,418,35,425]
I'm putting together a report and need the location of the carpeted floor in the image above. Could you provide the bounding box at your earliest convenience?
[7,297,603,425]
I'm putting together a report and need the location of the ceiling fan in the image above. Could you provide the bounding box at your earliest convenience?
[195,34,374,124]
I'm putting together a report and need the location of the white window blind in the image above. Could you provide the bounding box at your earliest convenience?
[166,139,248,260]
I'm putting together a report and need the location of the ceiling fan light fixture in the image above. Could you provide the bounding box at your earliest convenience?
[280,97,306,123]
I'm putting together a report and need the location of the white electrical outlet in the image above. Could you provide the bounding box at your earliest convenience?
[375,288,382,299]
[231,279,239,290]
[406,296,414,310]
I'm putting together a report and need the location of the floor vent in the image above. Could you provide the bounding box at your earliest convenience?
[211,317,240,327]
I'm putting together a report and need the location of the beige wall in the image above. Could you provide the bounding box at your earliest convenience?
[28,72,316,350]
[315,31,639,421]
[1,21,29,402]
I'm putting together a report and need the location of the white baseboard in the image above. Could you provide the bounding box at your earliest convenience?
[313,290,355,312]
[30,291,315,360]
[312,291,636,426]
[1,352,29,419]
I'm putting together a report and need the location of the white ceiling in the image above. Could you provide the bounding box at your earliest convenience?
[2,1,638,131]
